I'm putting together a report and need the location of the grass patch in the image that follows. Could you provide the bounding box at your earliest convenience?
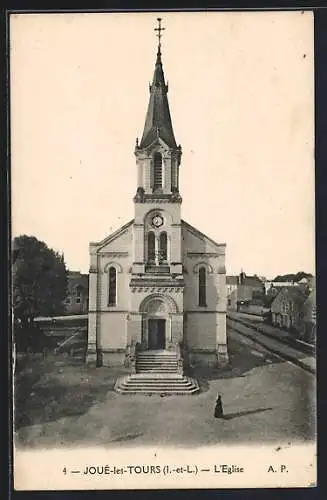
[14,355,128,430]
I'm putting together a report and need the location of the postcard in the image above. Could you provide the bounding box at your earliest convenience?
[11,10,316,490]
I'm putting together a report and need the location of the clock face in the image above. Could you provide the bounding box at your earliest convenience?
[152,215,164,228]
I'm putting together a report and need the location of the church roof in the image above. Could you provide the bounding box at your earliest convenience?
[139,49,177,149]
[182,220,226,249]
[90,219,134,250]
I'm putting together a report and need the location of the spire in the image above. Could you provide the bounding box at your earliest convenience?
[139,18,177,149]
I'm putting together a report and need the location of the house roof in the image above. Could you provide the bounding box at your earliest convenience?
[243,276,263,287]
[297,277,309,284]
[67,272,89,293]
[226,276,238,285]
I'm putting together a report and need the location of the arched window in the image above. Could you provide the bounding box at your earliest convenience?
[159,232,167,262]
[147,232,155,262]
[153,152,163,191]
[108,266,117,306]
[199,267,207,307]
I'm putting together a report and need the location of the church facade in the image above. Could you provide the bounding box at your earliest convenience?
[86,24,228,371]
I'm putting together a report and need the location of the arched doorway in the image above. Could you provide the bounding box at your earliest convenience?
[148,317,166,349]
[139,294,178,350]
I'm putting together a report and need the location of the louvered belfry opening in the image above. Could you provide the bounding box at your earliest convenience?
[153,152,163,191]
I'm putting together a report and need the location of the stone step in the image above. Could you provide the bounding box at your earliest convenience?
[136,356,177,361]
[136,362,178,365]
[137,350,176,353]
[136,363,178,368]
[136,360,180,373]
[136,365,178,368]
[136,360,177,364]
[131,373,184,379]
[116,389,199,395]
[136,361,178,365]
[137,354,177,357]
[120,380,193,385]
[137,352,177,357]
[115,375,200,395]
[120,382,194,388]
[135,350,181,375]
[136,368,181,373]
[119,375,189,383]
[137,364,177,368]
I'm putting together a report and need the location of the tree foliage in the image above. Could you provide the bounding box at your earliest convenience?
[13,235,68,325]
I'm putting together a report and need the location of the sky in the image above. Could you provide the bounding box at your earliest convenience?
[10,11,315,279]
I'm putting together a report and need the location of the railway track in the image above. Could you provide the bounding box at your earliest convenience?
[227,318,316,375]
[228,313,315,355]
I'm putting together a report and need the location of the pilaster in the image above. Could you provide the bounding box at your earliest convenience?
[127,313,143,345]
[171,313,184,346]
[87,267,98,364]
[217,343,229,367]
[215,310,228,367]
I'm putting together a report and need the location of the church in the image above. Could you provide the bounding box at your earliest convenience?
[86,20,228,387]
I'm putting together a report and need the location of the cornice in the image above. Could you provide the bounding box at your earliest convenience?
[186,309,227,314]
[135,197,182,204]
[93,220,134,250]
[102,348,126,354]
[187,252,219,258]
[99,252,129,258]
[88,310,129,314]
[130,286,184,293]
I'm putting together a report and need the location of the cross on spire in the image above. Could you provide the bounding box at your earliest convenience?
[154,17,165,52]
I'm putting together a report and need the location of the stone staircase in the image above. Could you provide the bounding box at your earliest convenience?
[115,350,199,395]
[136,350,180,373]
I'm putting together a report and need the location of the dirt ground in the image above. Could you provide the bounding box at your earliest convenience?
[14,330,316,448]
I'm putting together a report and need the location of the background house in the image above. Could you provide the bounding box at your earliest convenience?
[64,272,89,315]
[264,280,295,294]
[301,289,316,343]
[271,286,307,331]
[226,275,238,309]
[226,272,265,311]
[264,272,314,294]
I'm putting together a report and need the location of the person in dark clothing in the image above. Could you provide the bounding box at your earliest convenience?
[214,394,224,418]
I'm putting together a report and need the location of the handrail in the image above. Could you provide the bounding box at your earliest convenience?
[125,340,141,372]
[175,341,183,375]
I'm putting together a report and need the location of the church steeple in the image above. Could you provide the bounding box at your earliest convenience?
[134,18,182,204]
[139,18,177,149]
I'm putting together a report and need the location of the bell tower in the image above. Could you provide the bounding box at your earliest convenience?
[132,18,183,278]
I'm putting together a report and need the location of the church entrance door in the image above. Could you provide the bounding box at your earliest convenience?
[148,318,166,350]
